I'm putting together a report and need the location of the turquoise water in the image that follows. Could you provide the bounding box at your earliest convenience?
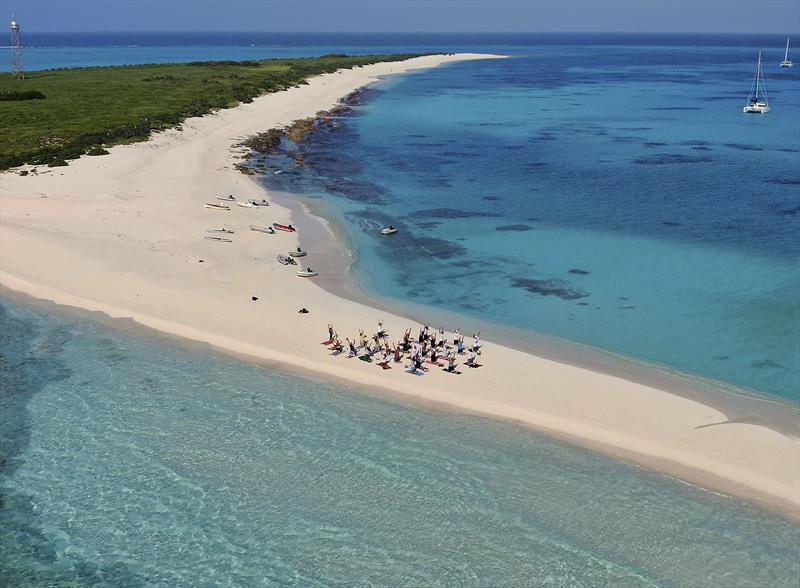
[260,44,800,400]
[7,32,799,398]
[2,298,799,586]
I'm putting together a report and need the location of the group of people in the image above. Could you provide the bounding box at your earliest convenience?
[322,320,483,375]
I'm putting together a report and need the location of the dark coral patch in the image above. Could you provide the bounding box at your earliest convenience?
[568,269,590,275]
[511,278,588,300]
[634,154,712,165]
[495,224,533,232]
[724,143,764,151]
[412,208,502,219]
[752,359,786,370]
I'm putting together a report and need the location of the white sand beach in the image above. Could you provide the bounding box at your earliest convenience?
[1,54,798,518]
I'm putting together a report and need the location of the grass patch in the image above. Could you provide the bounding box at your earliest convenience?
[0,54,422,170]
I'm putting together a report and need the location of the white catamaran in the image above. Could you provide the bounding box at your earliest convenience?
[743,52,770,114]
[780,37,793,68]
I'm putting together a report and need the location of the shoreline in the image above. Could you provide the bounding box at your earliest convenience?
[1,53,798,520]
[275,189,800,435]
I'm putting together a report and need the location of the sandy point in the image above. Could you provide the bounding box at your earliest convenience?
[1,53,798,519]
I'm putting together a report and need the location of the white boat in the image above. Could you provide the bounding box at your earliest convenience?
[289,248,307,257]
[217,195,236,202]
[204,202,230,210]
[296,268,318,277]
[250,199,270,207]
[207,227,234,234]
[250,224,275,234]
[237,201,257,208]
[381,226,398,235]
[205,235,232,242]
[276,254,296,265]
[780,37,793,68]
[743,52,770,114]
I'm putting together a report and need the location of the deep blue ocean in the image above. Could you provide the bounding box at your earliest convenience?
[1,32,798,584]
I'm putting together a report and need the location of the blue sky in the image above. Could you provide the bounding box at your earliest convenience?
[3,0,799,33]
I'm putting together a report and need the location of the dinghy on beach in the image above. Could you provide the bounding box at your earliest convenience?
[250,199,270,207]
[276,254,297,265]
[297,268,318,277]
[217,195,236,202]
[289,248,307,257]
[250,225,275,234]
[273,223,296,232]
[205,203,230,211]
[205,235,232,242]
[207,227,234,234]
[237,201,257,208]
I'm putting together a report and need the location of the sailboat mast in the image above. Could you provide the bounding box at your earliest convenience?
[785,38,790,62]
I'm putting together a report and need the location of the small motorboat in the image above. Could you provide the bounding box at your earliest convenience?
[237,201,257,208]
[250,225,275,234]
[207,227,234,234]
[250,199,270,207]
[297,268,318,277]
[205,235,232,243]
[217,195,236,202]
[381,226,398,236]
[205,203,230,211]
[276,254,297,265]
[289,248,307,257]
[273,223,296,232]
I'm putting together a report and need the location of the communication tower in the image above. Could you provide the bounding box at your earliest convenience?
[10,17,23,79]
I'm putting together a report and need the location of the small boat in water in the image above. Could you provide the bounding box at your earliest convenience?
[250,224,275,234]
[217,194,236,202]
[743,52,770,114]
[205,203,230,211]
[780,37,793,68]
[273,223,296,232]
[277,254,297,265]
[205,235,232,242]
[237,201,257,208]
[381,225,398,235]
[289,247,307,257]
[207,227,234,234]
[297,268,318,277]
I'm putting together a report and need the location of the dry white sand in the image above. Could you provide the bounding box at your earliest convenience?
[1,53,798,518]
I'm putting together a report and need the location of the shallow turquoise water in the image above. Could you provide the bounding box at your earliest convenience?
[261,44,800,400]
[2,298,799,586]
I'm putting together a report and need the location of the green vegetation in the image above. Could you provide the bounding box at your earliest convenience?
[0,54,421,170]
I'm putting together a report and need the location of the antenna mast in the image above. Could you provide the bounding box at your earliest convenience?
[10,16,23,79]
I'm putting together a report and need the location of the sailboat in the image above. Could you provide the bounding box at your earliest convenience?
[743,52,770,114]
[780,37,793,68]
